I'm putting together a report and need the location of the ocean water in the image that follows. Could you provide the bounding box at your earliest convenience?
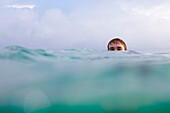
[0,46,170,113]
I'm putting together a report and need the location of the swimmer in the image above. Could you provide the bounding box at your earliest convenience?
[107,38,127,51]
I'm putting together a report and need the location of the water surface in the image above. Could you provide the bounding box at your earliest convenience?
[0,46,170,113]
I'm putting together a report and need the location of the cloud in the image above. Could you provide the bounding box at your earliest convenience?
[5,5,35,9]
[1,0,170,52]
[132,5,170,19]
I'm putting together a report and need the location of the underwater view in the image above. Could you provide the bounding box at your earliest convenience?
[0,46,170,113]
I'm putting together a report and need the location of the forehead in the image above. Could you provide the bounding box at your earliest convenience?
[109,41,122,46]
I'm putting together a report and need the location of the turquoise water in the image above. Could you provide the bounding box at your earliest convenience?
[0,46,170,113]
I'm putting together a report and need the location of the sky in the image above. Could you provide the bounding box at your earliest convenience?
[1,0,170,52]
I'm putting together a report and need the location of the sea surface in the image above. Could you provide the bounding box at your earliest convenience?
[0,46,170,113]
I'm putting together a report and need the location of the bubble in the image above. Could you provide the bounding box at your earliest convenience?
[24,90,51,113]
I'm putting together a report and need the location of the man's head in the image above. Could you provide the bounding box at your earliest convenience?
[107,38,127,51]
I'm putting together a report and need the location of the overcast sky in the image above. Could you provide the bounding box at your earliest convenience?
[1,0,170,52]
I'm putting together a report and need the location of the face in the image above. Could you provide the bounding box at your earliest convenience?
[108,41,125,51]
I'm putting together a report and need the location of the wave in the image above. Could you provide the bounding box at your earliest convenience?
[0,46,142,61]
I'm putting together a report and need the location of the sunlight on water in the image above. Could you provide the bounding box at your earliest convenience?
[0,46,170,113]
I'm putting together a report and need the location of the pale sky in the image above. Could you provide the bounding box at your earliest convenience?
[1,0,170,52]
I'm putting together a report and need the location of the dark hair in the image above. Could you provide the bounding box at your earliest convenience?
[107,38,127,50]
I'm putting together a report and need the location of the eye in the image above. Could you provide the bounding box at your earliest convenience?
[117,47,122,51]
[109,47,114,51]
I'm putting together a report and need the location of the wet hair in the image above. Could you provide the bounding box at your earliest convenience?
[107,38,127,50]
